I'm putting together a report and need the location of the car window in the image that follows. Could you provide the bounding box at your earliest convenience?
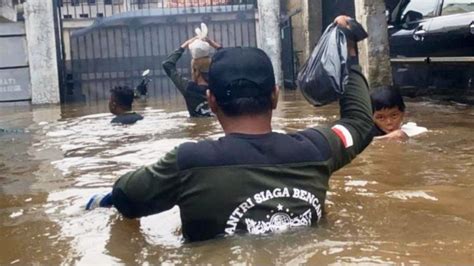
[401,0,439,22]
[441,0,474,15]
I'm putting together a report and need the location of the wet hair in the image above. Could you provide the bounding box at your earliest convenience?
[192,57,211,82]
[217,80,273,117]
[370,86,406,113]
[110,86,134,109]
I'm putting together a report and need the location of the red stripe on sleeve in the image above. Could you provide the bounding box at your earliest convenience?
[332,127,348,148]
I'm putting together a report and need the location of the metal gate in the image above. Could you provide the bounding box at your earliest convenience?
[57,0,258,103]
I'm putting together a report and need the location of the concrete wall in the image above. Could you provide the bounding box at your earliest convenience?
[257,0,283,86]
[285,0,322,71]
[24,0,60,104]
[355,0,392,88]
[301,0,322,61]
[0,0,17,22]
[0,22,31,102]
[285,0,304,68]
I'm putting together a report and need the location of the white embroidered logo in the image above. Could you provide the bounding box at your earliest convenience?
[245,207,313,235]
[195,101,212,116]
[224,187,322,236]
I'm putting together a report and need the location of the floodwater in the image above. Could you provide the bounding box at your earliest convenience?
[0,92,473,265]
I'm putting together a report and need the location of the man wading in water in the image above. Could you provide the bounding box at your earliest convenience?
[109,86,143,125]
[86,16,374,242]
[162,37,222,117]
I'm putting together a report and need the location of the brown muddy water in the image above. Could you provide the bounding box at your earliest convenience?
[0,91,473,265]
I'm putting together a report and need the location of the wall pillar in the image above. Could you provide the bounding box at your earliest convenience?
[24,0,60,104]
[284,0,322,72]
[257,0,283,87]
[0,0,17,22]
[301,0,322,61]
[355,0,392,88]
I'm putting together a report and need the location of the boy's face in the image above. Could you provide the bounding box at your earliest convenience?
[109,95,118,115]
[373,107,405,133]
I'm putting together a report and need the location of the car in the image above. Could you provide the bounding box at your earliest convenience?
[387,0,474,99]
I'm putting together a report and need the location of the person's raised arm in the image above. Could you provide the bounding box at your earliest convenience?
[316,16,374,173]
[162,37,197,95]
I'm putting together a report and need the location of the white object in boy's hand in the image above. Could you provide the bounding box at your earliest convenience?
[194,22,208,39]
[189,23,211,59]
[401,122,428,137]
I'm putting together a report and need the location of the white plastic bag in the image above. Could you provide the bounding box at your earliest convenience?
[189,23,211,59]
[401,122,428,137]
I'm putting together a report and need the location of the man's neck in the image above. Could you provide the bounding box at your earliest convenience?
[219,113,272,135]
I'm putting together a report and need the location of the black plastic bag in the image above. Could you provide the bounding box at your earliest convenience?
[297,23,349,106]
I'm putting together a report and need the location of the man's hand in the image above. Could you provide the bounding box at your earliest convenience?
[180,37,199,49]
[334,15,351,28]
[85,192,113,210]
[374,129,409,142]
[334,15,358,57]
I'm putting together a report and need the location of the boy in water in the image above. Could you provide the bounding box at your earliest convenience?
[371,87,410,141]
[109,86,143,125]
[162,37,221,117]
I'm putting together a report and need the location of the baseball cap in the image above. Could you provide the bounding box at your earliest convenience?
[208,47,275,102]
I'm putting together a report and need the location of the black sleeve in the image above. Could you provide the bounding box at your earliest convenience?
[162,48,189,95]
[315,65,374,173]
[112,148,181,218]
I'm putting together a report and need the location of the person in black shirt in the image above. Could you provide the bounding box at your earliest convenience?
[109,86,143,125]
[87,16,374,242]
[162,37,222,117]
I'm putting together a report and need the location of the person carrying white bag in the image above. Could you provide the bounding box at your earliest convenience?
[163,23,222,117]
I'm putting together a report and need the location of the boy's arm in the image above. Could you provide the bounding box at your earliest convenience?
[374,129,408,141]
[111,148,182,218]
[162,48,189,95]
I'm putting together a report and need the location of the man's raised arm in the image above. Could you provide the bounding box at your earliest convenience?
[162,37,198,95]
[316,16,374,173]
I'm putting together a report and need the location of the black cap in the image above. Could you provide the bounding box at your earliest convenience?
[209,47,275,102]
